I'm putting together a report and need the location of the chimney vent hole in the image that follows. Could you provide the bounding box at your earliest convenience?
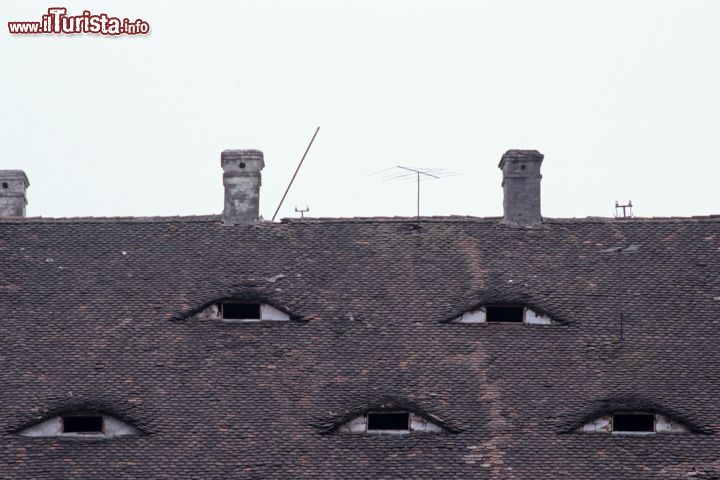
[520,164,526,170]
[239,162,246,168]
[1,182,7,189]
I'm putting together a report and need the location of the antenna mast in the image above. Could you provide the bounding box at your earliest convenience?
[614,200,633,219]
[294,205,309,219]
[395,166,439,228]
[369,165,458,229]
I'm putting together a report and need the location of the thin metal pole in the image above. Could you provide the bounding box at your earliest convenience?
[416,171,420,228]
[618,250,624,342]
[271,127,320,222]
[394,166,438,229]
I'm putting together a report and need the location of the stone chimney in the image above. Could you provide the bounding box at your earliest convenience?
[498,150,543,227]
[0,170,29,218]
[221,150,264,224]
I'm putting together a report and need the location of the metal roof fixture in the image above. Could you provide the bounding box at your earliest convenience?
[271,127,320,222]
[370,165,458,229]
[600,243,640,342]
[614,200,634,219]
[295,206,310,219]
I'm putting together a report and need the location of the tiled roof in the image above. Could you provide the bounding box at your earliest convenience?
[0,215,719,479]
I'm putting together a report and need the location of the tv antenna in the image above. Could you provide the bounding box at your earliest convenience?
[614,200,633,219]
[369,165,458,228]
[295,205,309,219]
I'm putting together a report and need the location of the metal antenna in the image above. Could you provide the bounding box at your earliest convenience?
[294,205,309,219]
[617,249,624,342]
[370,166,458,228]
[614,200,633,219]
[271,127,320,222]
[397,166,438,228]
[600,243,641,343]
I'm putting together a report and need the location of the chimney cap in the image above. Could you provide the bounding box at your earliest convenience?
[221,149,265,169]
[0,170,30,187]
[498,149,544,169]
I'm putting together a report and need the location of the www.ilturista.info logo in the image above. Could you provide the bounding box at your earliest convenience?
[8,8,150,35]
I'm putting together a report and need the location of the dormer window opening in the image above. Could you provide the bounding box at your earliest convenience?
[367,411,410,432]
[612,413,655,433]
[451,304,552,324]
[62,415,103,434]
[580,411,688,434]
[486,305,525,323]
[189,301,291,322]
[221,302,261,320]
[336,410,444,434]
[18,411,141,438]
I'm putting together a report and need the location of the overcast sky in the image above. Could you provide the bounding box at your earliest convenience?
[2,1,719,220]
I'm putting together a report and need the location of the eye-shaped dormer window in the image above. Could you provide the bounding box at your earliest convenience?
[449,304,553,325]
[189,301,291,323]
[580,412,689,434]
[18,411,141,438]
[337,410,443,434]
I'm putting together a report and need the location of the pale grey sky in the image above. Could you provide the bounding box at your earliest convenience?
[2,0,719,220]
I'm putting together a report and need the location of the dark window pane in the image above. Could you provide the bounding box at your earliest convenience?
[613,414,655,432]
[367,412,409,431]
[222,303,261,320]
[486,306,524,323]
[63,416,103,433]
